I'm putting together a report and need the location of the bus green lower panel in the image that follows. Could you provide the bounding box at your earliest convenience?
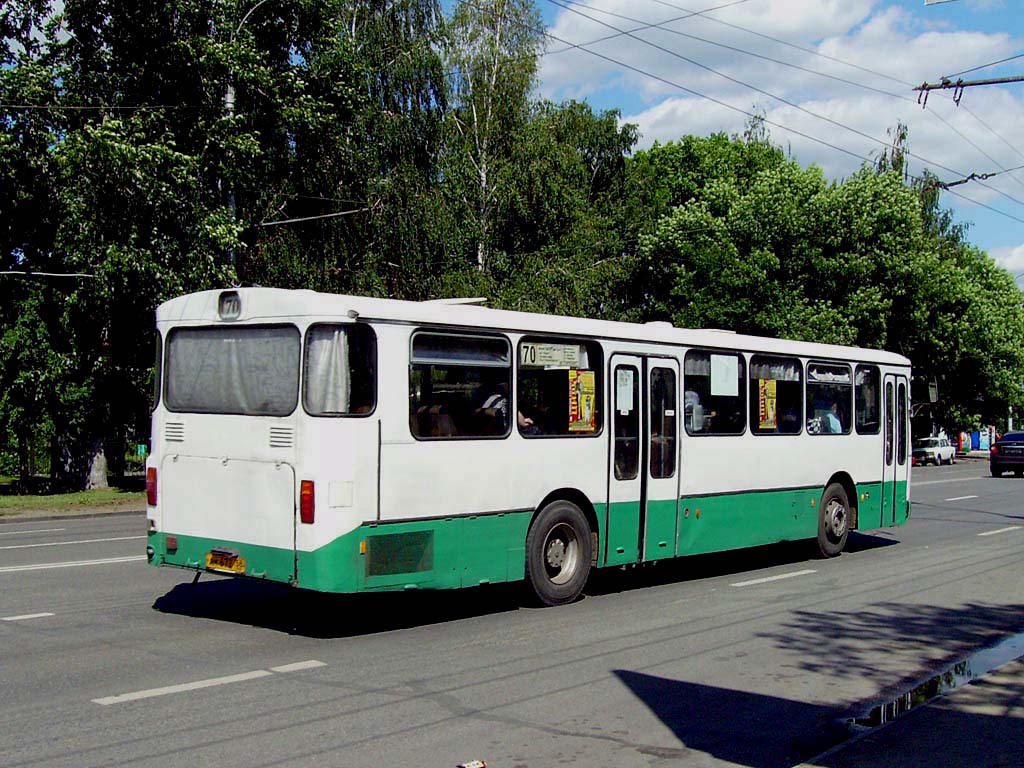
[645,498,679,561]
[148,482,909,594]
[149,512,535,594]
[855,481,883,530]
[677,487,821,556]
[605,501,640,566]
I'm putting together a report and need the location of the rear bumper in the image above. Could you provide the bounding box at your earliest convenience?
[991,455,1024,472]
[148,530,297,585]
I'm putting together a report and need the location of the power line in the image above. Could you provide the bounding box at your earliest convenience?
[635,0,1024,186]
[945,53,1024,81]
[258,201,379,227]
[544,0,1024,212]
[544,0,754,55]
[551,0,908,101]
[542,28,1024,229]
[547,0,1024,198]
[0,271,95,278]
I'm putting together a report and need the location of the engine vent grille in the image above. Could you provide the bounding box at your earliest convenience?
[165,422,185,442]
[270,426,294,448]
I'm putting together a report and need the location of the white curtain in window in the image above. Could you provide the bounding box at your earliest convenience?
[305,326,350,414]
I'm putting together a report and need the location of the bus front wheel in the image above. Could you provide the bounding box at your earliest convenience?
[525,500,592,606]
[817,483,850,558]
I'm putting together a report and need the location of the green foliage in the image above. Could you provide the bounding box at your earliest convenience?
[631,133,1024,431]
[2,0,1022,491]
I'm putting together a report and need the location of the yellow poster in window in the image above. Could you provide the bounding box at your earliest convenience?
[569,369,596,432]
[759,379,777,429]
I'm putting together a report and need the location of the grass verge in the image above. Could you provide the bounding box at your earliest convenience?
[0,489,145,518]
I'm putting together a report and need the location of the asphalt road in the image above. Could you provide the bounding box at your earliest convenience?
[1,458,1022,768]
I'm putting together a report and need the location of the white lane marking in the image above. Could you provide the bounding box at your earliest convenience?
[978,526,1022,537]
[93,671,273,705]
[93,661,326,706]
[945,495,978,502]
[913,476,987,486]
[0,556,145,573]
[731,569,817,587]
[270,660,327,673]
[2,612,55,622]
[0,528,66,537]
[0,535,144,550]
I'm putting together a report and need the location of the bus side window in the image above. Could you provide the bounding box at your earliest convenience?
[806,362,852,435]
[855,365,880,435]
[516,338,603,437]
[749,355,802,435]
[409,332,511,439]
[683,350,745,435]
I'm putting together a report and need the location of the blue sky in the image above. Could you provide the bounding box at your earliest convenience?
[530,0,1024,282]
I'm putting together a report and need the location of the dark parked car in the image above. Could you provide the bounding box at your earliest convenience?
[990,431,1024,477]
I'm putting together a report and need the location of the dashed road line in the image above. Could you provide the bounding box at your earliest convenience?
[270,660,327,673]
[0,556,146,573]
[0,528,66,537]
[93,661,327,706]
[945,495,978,502]
[2,612,55,622]
[731,569,817,587]
[0,535,144,550]
[978,526,1022,537]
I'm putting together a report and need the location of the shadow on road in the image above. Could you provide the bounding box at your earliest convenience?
[615,664,1024,768]
[758,600,1024,698]
[614,669,847,767]
[153,577,522,638]
[153,531,902,635]
[586,531,898,597]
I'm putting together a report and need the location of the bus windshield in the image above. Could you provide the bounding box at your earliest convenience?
[165,325,300,416]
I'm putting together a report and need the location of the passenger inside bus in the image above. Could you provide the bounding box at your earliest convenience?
[476,382,534,433]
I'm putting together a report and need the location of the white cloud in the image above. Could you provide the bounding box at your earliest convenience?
[540,0,1024,251]
[990,244,1024,274]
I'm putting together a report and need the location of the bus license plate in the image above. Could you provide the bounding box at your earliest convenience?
[205,552,245,574]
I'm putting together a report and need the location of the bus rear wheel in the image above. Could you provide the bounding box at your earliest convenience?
[817,482,850,558]
[525,500,592,606]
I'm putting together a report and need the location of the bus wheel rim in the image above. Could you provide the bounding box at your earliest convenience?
[544,522,579,585]
[826,499,847,539]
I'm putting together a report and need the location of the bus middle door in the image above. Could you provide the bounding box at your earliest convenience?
[607,356,642,566]
[606,355,680,566]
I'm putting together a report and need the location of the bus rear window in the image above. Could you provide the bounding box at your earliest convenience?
[165,326,300,416]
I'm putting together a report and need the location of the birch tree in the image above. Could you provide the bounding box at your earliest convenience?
[444,0,542,272]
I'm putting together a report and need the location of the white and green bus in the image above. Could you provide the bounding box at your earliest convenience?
[145,288,911,605]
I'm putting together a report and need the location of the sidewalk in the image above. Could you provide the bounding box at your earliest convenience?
[799,656,1024,768]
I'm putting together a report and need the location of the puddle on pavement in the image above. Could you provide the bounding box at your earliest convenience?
[851,631,1024,728]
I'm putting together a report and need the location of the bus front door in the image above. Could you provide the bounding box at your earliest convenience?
[881,374,909,525]
[606,355,680,566]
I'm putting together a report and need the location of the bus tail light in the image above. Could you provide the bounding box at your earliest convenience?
[300,481,315,524]
[146,467,158,506]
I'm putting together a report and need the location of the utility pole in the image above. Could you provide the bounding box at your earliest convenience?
[914,75,1024,107]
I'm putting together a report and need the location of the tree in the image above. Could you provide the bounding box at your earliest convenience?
[0,0,66,489]
[443,0,543,273]
[630,129,1024,434]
